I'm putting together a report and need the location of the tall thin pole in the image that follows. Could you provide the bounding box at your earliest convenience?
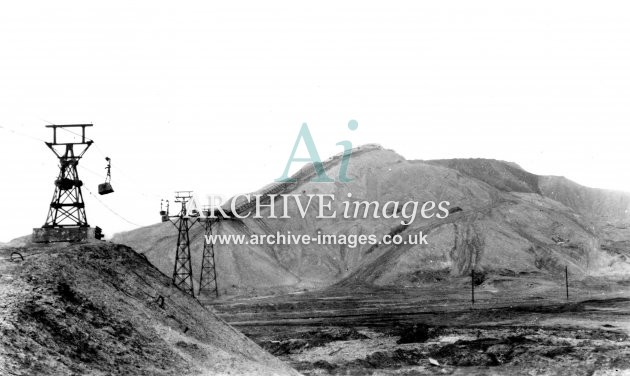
[471,268,475,305]
[565,266,569,300]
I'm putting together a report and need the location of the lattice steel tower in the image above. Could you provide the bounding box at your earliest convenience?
[43,124,92,228]
[199,206,219,298]
[168,191,198,297]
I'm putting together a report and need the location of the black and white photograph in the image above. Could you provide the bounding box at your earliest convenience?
[2,1,630,375]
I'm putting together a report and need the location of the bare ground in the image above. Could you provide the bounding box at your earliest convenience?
[209,279,630,375]
[0,243,299,376]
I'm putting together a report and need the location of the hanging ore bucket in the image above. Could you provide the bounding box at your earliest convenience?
[160,199,169,222]
[98,182,114,195]
[98,157,114,195]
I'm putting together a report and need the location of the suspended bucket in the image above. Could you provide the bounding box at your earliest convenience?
[160,200,170,222]
[98,182,114,195]
[98,157,114,195]
[160,210,169,222]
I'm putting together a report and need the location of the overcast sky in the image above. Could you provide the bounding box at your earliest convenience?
[1,1,629,242]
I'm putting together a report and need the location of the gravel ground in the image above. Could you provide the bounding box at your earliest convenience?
[212,283,630,375]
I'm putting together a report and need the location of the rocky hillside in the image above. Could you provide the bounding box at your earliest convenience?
[426,158,542,195]
[114,146,630,295]
[427,158,630,222]
[0,242,298,376]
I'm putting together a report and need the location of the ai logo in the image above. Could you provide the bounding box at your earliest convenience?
[275,120,358,183]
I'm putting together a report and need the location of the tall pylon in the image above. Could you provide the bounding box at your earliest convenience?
[199,206,219,298]
[168,191,198,297]
[33,124,98,243]
[44,124,92,228]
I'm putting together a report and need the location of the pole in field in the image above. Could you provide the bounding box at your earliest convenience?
[565,266,569,300]
[471,268,475,305]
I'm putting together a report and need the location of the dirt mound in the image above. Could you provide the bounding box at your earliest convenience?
[396,323,442,344]
[539,175,630,221]
[113,220,302,297]
[114,146,630,296]
[113,146,497,294]
[426,158,630,222]
[259,327,369,356]
[431,336,533,366]
[426,158,542,194]
[0,243,298,375]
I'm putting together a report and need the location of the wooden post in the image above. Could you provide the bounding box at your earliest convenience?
[565,266,569,300]
[471,268,475,305]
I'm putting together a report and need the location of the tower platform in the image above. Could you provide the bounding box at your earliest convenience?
[32,227,98,243]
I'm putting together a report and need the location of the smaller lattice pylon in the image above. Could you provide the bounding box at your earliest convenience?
[198,205,219,298]
[168,191,198,297]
